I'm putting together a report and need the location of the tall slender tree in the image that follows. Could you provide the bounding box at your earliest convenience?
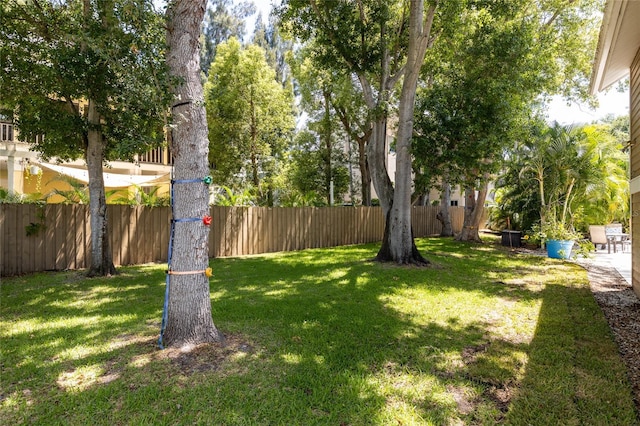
[204,37,295,205]
[253,13,294,87]
[200,0,256,75]
[292,52,354,205]
[291,48,373,205]
[163,0,224,347]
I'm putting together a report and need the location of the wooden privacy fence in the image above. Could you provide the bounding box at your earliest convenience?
[1,204,466,276]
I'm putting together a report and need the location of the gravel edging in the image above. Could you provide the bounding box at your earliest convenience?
[578,259,640,412]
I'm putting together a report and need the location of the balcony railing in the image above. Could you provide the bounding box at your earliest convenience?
[138,145,174,166]
[1,120,172,166]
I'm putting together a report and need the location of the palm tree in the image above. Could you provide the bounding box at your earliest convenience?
[573,122,629,228]
[498,120,626,235]
[45,175,90,204]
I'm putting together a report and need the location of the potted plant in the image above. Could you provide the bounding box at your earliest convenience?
[531,220,593,259]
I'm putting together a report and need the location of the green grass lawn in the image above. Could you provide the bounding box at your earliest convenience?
[1,236,637,425]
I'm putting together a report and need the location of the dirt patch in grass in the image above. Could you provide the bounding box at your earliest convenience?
[446,384,475,415]
[581,261,640,411]
[158,333,256,375]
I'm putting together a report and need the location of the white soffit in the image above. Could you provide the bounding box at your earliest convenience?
[591,0,640,94]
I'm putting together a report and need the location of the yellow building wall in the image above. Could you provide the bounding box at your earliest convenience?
[20,168,168,204]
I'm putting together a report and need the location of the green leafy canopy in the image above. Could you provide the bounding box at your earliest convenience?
[0,0,174,162]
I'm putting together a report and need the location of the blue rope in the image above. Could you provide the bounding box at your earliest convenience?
[159,174,213,349]
[172,178,202,184]
[172,217,202,223]
[158,175,175,349]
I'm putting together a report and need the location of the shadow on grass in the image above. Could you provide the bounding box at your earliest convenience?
[0,238,636,424]
[504,281,638,425]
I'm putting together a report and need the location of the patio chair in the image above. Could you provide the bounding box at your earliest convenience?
[589,225,608,250]
[605,223,626,253]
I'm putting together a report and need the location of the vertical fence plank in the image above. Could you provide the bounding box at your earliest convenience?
[308,208,315,249]
[265,207,272,253]
[30,205,43,273]
[210,205,220,258]
[224,205,231,257]
[3,205,17,275]
[71,205,83,269]
[283,208,290,251]
[296,207,303,249]
[44,205,55,271]
[254,207,262,255]
[329,208,336,247]
[110,205,121,266]
[160,206,170,263]
[54,205,65,270]
[231,207,239,257]
[133,206,143,265]
[221,206,230,257]
[250,207,258,255]
[0,205,7,275]
[239,207,246,256]
[272,207,279,253]
[0,205,6,276]
[244,206,253,255]
[18,204,30,274]
[241,207,249,256]
[83,205,91,269]
[126,207,136,265]
[226,207,235,257]
[152,207,162,263]
[25,204,36,273]
[276,208,285,252]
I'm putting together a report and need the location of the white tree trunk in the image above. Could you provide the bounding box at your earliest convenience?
[385,0,435,264]
[85,99,116,276]
[163,0,223,347]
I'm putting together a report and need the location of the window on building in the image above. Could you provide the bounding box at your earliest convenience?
[450,200,458,207]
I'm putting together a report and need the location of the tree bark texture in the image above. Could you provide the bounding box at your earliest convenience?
[456,179,489,242]
[164,0,224,348]
[81,1,115,277]
[437,178,453,237]
[367,116,394,215]
[85,99,116,276]
[358,135,372,206]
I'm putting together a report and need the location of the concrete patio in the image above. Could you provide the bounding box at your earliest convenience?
[589,248,631,285]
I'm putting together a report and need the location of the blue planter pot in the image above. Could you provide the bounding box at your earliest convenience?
[546,239,574,259]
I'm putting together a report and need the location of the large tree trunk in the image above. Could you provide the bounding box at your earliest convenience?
[456,179,489,242]
[376,0,435,264]
[437,177,453,237]
[365,115,398,261]
[82,1,115,277]
[163,0,224,348]
[85,99,116,277]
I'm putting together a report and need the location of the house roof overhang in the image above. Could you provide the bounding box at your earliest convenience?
[590,0,640,94]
